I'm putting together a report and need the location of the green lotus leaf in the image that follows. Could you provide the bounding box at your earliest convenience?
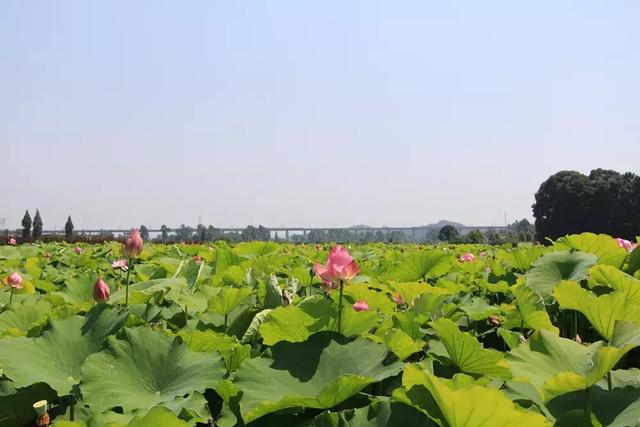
[110,278,187,304]
[387,251,452,282]
[0,316,105,396]
[553,280,640,341]
[260,297,335,345]
[495,246,545,272]
[234,331,403,423]
[507,330,637,402]
[126,406,191,427]
[81,326,226,414]
[52,275,100,306]
[588,264,640,304]
[0,298,52,337]
[241,308,272,343]
[395,364,551,426]
[525,251,597,299]
[384,328,424,361]
[178,329,250,371]
[389,282,451,308]
[310,398,435,426]
[553,233,628,268]
[512,285,558,333]
[429,318,511,379]
[208,287,253,316]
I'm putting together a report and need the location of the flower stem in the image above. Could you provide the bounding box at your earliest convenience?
[337,279,344,334]
[585,386,592,424]
[9,287,14,304]
[124,258,133,307]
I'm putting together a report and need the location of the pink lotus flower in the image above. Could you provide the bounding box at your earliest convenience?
[7,272,23,289]
[353,300,369,312]
[459,253,475,262]
[313,245,360,286]
[111,259,129,271]
[93,277,110,303]
[7,237,16,245]
[194,255,202,263]
[123,229,143,258]
[616,238,636,252]
[392,293,404,304]
[74,246,82,254]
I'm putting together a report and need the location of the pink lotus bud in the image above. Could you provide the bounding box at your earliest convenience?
[194,255,202,263]
[392,293,404,304]
[616,238,635,252]
[459,253,475,262]
[123,229,143,258]
[353,300,369,312]
[93,277,110,303]
[74,246,82,254]
[479,251,487,257]
[315,244,321,250]
[7,272,23,289]
[488,315,501,326]
[111,259,128,271]
[574,334,582,344]
[7,237,16,245]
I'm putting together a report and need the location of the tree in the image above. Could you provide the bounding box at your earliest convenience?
[21,210,32,240]
[65,216,74,239]
[533,169,640,241]
[437,225,459,242]
[32,209,43,239]
[160,225,169,242]
[466,229,485,244]
[139,225,150,241]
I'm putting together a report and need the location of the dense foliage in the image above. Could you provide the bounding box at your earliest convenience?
[533,169,640,241]
[1,233,639,426]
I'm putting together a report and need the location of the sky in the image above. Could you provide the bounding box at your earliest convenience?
[1,1,639,230]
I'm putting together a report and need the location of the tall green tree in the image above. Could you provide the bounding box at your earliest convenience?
[32,210,43,239]
[139,225,150,241]
[65,216,74,239]
[437,225,459,242]
[21,210,32,240]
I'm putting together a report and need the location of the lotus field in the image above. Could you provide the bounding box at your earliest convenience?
[2,232,640,427]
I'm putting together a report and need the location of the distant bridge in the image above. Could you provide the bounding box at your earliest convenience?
[37,225,510,241]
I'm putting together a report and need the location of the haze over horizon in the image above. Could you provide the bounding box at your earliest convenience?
[2,2,639,230]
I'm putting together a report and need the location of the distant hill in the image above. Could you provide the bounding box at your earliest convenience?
[420,220,466,229]
[348,220,466,230]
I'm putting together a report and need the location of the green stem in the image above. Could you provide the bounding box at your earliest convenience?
[337,280,344,334]
[585,387,592,424]
[607,371,612,391]
[69,395,75,421]
[224,314,228,330]
[573,310,578,339]
[124,258,133,307]
[9,287,14,304]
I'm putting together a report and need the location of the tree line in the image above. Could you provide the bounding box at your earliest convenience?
[5,169,638,245]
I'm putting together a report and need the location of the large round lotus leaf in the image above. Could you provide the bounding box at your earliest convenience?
[0,298,52,337]
[234,331,403,423]
[553,233,628,268]
[395,364,550,426]
[81,326,226,414]
[387,251,452,282]
[0,315,107,396]
[429,318,511,380]
[525,251,597,299]
[506,330,637,402]
[553,281,640,341]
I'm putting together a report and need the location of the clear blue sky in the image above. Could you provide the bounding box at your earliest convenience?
[1,1,639,230]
